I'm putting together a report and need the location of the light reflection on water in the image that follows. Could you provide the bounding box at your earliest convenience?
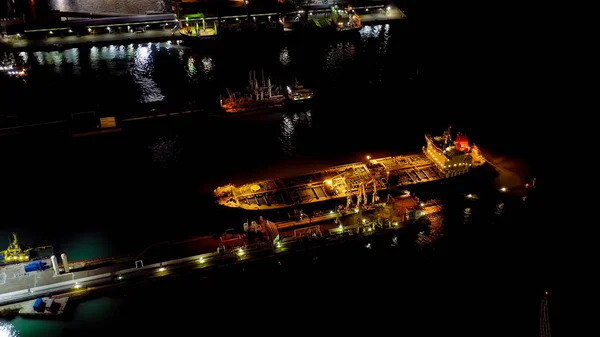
[1,23,411,158]
[148,135,182,168]
[463,207,472,223]
[359,24,391,84]
[63,48,81,74]
[279,110,313,156]
[495,203,505,215]
[131,45,164,103]
[187,57,197,79]
[185,56,215,81]
[10,43,211,105]
[323,42,356,71]
[1,25,406,115]
[415,203,444,247]
[0,322,19,337]
[201,57,215,74]
[279,47,291,66]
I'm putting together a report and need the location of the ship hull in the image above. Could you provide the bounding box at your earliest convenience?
[212,105,286,118]
[214,152,476,211]
[213,98,312,118]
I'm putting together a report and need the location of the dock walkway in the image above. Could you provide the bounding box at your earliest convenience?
[1,200,419,307]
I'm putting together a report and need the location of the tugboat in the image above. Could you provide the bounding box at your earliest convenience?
[0,234,53,265]
[286,80,314,102]
[218,70,286,116]
[0,234,31,264]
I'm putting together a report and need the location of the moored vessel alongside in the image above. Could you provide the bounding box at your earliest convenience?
[218,70,285,116]
[216,70,313,117]
[286,81,314,102]
[213,127,487,210]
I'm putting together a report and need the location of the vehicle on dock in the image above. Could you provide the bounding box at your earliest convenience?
[23,260,47,273]
[213,127,487,210]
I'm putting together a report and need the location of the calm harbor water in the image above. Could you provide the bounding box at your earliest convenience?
[0,17,555,336]
[1,21,423,258]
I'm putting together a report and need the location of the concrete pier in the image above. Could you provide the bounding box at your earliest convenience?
[0,213,423,307]
[0,4,407,51]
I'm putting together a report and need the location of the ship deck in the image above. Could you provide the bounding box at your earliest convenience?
[214,153,444,210]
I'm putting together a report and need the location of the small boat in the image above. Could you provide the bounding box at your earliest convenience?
[218,70,286,116]
[1,234,31,264]
[286,81,314,102]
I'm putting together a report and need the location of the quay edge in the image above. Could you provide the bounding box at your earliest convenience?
[0,3,408,52]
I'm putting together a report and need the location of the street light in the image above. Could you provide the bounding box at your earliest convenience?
[500,187,507,192]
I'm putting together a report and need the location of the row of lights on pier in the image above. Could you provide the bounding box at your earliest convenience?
[47,23,166,35]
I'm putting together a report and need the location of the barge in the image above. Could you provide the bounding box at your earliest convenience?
[216,70,312,117]
[213,126,487,210]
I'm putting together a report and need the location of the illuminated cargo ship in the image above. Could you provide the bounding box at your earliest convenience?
[218,71,313,116]
[213,126,486,210]
[219,70,286,115]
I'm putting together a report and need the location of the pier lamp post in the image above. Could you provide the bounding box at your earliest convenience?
[386,171,390,203]
[245,0,250,20]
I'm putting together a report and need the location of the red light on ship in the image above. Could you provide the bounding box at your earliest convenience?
[545,291,548,295]
[454,134,470,152]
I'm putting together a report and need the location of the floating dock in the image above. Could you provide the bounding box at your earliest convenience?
[19,296,69,316]
[0,296,69,317]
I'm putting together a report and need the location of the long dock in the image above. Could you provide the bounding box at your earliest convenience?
[0,207,422,308]
[214,153,443,210]
[1,3,407,51]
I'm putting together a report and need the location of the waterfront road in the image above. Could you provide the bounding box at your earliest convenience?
[0,30,180,50]
[0,4,406,51]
